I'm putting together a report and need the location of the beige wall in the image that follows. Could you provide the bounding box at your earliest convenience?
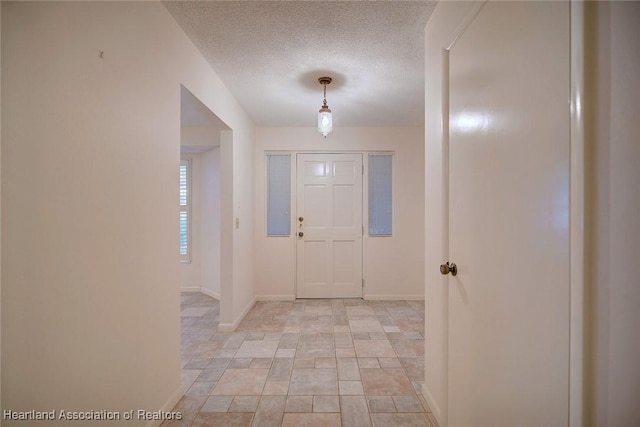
[180,150,221,298]
[231,125,256,325]
[181,155,203,291]
[587,2,640,426]
[254,126,425,300]
[181,126,222,299]
[1,1,254,423]
[199,148,221,298]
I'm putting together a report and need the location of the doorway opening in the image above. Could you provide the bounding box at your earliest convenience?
[179,85,231,320]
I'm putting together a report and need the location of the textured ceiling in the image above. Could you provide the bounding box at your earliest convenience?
[164,1,436,127]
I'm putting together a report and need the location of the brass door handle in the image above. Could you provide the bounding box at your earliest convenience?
[440,262,457,276]
[298,232,304,237]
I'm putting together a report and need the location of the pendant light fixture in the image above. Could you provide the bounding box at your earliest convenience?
[317,77,333,138]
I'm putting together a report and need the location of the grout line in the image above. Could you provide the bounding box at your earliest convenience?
[177,293,427,426]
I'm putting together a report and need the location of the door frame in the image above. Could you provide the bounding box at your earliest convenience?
[423,1,585,426]
[293,151,367,299]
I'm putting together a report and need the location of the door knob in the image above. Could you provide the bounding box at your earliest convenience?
[299,217,304,222]
[440,262,457,276]
[298,232,304,237]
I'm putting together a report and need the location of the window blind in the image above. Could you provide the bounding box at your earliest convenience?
[368,153,393,236]
[266,154,291,236]
[179,160,190,260]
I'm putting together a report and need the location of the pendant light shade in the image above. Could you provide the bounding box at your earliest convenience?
[318,105,332,137]
[317,77,333,138]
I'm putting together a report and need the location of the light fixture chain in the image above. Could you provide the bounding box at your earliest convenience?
[323,82,327,107]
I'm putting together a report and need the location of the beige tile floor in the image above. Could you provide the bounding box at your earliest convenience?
[164,292,438,427]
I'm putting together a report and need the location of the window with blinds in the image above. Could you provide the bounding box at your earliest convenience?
[266,154,291,236]
[180,159,190,262]
[368,153,393,236]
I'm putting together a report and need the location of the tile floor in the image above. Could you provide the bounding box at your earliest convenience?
[164,292,438,427]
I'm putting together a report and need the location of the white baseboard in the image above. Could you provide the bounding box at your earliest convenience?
[146,384,184,427]
[364,294,425,301]
[180,286,220,301]
[255,294,296,301]
[218,296,256,332]
[253,294,424,301]
[422,383,442,426]
[200,287,221,300]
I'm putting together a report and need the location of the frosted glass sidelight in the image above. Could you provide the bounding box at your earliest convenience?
[368,154,393,235]
[266,154,291,236]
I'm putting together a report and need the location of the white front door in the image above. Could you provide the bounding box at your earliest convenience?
[296,153,363,298]
[447,2,570,426]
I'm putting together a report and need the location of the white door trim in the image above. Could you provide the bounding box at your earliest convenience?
[569,2,586,426]
[423,1,585,426]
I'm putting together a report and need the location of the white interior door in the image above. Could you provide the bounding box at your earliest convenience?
[447,2,570,426]
[296,153,363,298]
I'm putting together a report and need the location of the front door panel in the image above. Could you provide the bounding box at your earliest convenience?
[296,153,363,298]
